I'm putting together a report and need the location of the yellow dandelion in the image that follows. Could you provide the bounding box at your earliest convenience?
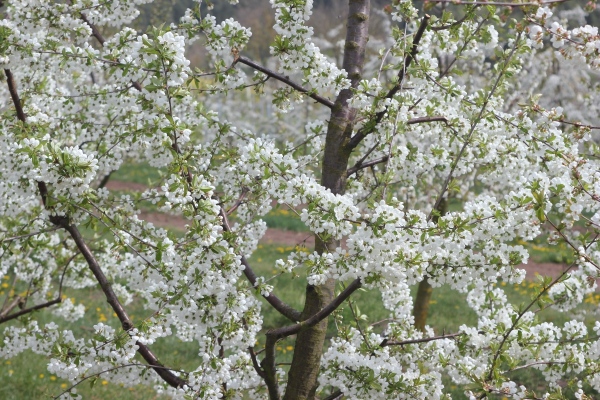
[60,383,68,389]
[50,376,56,381]
[1,283,8,289]
[286,346,293,351]
[39,374,44,379]
[101,380,108,385]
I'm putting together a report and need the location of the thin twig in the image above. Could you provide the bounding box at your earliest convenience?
[0,226,60,243]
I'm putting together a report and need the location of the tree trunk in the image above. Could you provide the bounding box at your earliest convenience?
[412,198,448,331]
[282,0,370,398]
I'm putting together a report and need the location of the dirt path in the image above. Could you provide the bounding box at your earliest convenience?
[106,180,566,280]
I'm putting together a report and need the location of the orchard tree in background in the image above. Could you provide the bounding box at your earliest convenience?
[2,0,600,399]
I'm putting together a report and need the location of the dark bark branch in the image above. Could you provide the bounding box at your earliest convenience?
[323,390,343,400]
[380,331,466,347]
[80,13,105,45]
[0,297,61,324]
[226,188,249,215]
[220,209,302,322]
[249,347,265,379]
[261,278,361,400]
[63,223,186,388]
[0,251,75,324]
[5,37,185,391]
[431,13,473,32]
[53,362,189,400]
[269,278,362,340]
[1,226,60,243]
[4,69,52,206]
[97,172,112,189]
[346,116,445,176]
[347,155,388,176]
[407,116,448,125]
[4,69,27,122]
[261,334,281,400]
[348,15,430,149]
[235,56,334,109]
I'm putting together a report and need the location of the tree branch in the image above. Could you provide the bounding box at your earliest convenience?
[257,279,362,399]
[323,390,343,400]
[4,69,185,389]
[269,278,362,340]
[346,116,446,176]
[235,56,334,109]
[219,208,302,322]
[0,297,61,324]
[380,331,466,347]
[261,334,281,400]
[0,226,60,243]
[4,69,27,122]
[348,15,431,149]
[63,223,186,388]
[347,155,389,176]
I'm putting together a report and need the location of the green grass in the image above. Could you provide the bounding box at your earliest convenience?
[262,207,309,232]
[111,162,163,186]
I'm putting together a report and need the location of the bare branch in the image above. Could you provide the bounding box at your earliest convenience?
[261,333,281,400]
[80,13,105,45]
[0,297,61,324]
[381,331,466,347]
[347,155,389,176]
[407,116,448,125]
[269,279,362,340]
[235,56,335,109]
[0,226,60,243]
[4,69,27,122]
[248,346,265,379]
[323,390,343,400]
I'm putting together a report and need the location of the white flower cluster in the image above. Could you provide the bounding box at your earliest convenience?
[270,0,350,95]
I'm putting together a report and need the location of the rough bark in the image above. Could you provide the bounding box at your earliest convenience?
[282,0,370,398]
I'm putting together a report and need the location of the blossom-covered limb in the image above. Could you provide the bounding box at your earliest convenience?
[220,208,302,322]
[63,224,186,388]
[347,155,389,176]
